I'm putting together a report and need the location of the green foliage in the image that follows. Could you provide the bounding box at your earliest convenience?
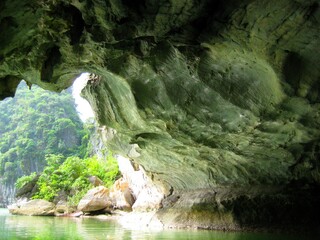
[15,172,37,189]
[31,154,119,206]
[0,81,88,185]
[104,152,120,187]
[2,80,120,207]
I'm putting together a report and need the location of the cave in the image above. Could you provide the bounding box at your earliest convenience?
[0,0,320,233]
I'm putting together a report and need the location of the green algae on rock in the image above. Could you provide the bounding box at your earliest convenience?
[1,0,320,232]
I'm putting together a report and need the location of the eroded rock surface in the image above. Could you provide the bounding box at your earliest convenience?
[1,0,320,231]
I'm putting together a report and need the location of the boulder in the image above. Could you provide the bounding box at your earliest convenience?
[77,186,111,212]
[109,178,135,211]
[8,199,55,216]
[117,156,163,211]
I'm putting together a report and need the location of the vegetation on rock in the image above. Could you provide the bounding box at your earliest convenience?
[23,153,119,206]
[0,81,88,186]
[15,172,38,190]
[1,81,119,208]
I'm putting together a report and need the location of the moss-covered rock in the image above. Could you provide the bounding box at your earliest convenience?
[1,0,320,232]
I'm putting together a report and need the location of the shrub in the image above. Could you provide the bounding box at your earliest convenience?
[18,153,120,206]
[15,172,37,189]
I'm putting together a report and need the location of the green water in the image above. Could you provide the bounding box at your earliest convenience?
[0,208,312,240]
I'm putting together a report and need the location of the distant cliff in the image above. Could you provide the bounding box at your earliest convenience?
[0,82,88,207]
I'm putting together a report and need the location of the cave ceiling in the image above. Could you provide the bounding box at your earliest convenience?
[1,0,320,192]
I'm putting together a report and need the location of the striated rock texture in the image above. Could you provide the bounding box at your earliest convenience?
[1,0,320,231]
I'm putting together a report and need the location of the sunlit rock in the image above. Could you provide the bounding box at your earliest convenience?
[78,179,135,213]
[8,199,55,216]
[116,155,164,212]
[109,178,135,211]
[77,186,111,213]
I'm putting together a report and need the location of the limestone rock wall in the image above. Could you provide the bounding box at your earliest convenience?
[1,0,320,231]
[0,183,15,207]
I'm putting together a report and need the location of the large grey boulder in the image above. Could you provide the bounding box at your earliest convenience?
[8,199,55,216]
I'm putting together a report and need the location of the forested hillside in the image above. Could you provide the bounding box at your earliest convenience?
[0,81,89,206]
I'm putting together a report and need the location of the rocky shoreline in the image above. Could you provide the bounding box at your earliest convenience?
[7,155,320,234]
[8,178,136,215]
[7,156,165,229]
[8,184,320,234]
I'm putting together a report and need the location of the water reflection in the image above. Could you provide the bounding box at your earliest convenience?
[0,209,312,240]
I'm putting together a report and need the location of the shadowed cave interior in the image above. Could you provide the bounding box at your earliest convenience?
[0,0,320,232]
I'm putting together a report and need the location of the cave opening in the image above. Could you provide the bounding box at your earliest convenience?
[0,73,120,212]
[0,72,159,223]
[71,72,95,123]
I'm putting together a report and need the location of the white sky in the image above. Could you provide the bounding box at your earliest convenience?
[72,72,95,122]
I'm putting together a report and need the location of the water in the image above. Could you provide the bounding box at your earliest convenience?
[0,208,313,240]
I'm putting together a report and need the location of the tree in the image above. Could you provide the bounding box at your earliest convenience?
[31,153,119,206]
[0,81,88,188]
